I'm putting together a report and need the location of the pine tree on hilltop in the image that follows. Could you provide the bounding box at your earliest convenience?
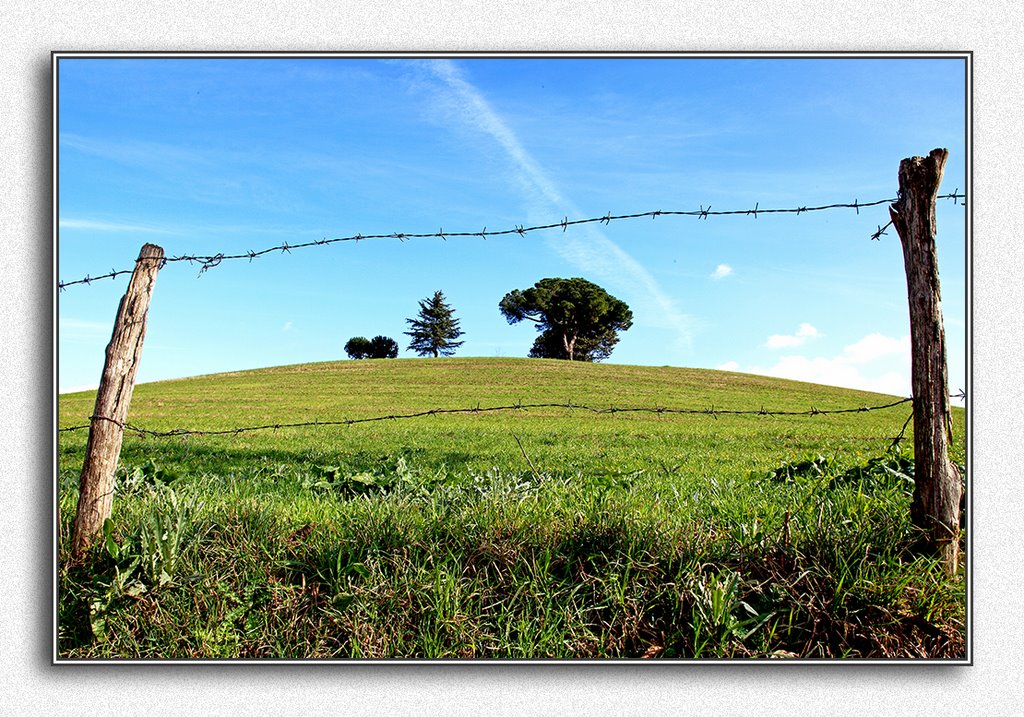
[499,277,632,362]
[405,290,465,358]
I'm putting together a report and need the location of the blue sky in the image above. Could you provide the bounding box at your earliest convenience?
[57,55,968,400]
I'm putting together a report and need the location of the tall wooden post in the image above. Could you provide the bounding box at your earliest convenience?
[888,149,962,576]
[71,243,165,558]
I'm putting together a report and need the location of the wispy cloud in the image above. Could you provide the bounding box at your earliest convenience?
[425,60,694,348]
[59,383,99,395]
[60,217,328,244]
[59,133,317,215]
[59,317,111,343]
[60,317,110,333]
[711,264,733,280]
[765,323,820,349]
[60,133,213,170]
[59,218,177,235]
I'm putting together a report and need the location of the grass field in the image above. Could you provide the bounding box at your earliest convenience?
[57,358,967,659]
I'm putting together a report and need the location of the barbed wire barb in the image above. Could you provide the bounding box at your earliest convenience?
[870,221,892,241]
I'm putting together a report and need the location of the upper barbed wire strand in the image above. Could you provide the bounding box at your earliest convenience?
[57,193,967,290]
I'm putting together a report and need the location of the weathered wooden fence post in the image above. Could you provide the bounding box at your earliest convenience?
[71,243,165,558]
[888,148,962,576]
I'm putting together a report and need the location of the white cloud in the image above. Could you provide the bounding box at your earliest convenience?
[716,360,740,371]
[282,321,294,332]
[711,264,733,280]
[764,323,821,349]
[765,335,802,349]
[746,332,912,396]
[753,355,908,396]
[840,333,909,364]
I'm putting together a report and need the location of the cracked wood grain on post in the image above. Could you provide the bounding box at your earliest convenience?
[889,148,963,576]
[71,243,164,558]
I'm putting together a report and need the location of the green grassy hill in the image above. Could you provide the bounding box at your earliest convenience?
[60,357,961,480]
[57,358,967,660]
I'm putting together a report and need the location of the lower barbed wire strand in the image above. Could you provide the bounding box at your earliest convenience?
[57,397,914,438]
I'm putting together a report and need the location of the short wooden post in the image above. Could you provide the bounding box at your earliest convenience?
[888,149,962,576]
[71,243,165,558]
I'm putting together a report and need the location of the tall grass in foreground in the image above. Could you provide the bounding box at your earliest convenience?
[58,449,964,659]
[57,359,966,659]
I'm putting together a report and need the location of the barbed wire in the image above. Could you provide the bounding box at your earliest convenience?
[56,192,967,290]
[57,396,916,438]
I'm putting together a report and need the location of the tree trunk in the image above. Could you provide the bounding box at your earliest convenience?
[563,331,576,361]
[70,243,164,558]
[888,149,962,576]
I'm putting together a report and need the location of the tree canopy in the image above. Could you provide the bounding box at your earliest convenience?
[498,277,633,362]
[344,336,372,360]
[405,290,465,358]
[368,335,399,359]
[345,335,398,359]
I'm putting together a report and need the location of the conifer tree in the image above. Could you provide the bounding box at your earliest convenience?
[405,290,465,357]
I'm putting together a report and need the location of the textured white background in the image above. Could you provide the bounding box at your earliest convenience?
[4,1,1021,714]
